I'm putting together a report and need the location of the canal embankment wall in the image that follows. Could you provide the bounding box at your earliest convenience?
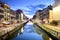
[0,21,28,40]
[34,23,60,40]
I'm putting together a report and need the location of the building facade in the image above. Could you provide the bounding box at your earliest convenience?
[53,0,60,7]
[36,6,49,20]
[35,5,53,23]
[0,1,16,22]
[10,9,16,20]
[4,3,10,21]
[16,9,28,21]
[0,1,4,19]
[23,14,28,20]
[16,9,24,21]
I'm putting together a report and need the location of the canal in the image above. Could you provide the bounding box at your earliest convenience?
[6,21,51,40]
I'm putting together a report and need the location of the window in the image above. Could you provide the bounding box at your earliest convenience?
[0,10,4,13]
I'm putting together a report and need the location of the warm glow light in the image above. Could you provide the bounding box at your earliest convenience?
[53,6,60,12]
[53,6,60,20]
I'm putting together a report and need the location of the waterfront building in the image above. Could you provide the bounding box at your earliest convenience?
[23,14,28,20]
[35,10,42,20]
[32,15,36,19]
[10,9,16,21]
[35,6,49,20]
[0,1,16,22]
[53,0,60,7]
[49,5,53,22]
[0,1,4,19]
[16,9,28,21]
[35,5,53,23]
[16,9,23,21]
[4,3,10,21]
[53,6,60,21]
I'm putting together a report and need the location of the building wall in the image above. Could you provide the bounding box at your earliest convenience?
[53,0,60,7]
[36,7,49,20]
[35,5,53,23]
[23,14,28,20]
[4,4,10,21]
[36,10,42,20]
[49,10,53,22]
[40,8,49,20]
[0,1,4,19]
[53,6,60,21]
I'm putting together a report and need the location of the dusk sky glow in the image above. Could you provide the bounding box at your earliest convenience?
[2,0,54,18]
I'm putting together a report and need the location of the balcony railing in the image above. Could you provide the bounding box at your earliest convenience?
[0,7,4,10]
[10,14,16,17]
[0,13,4,15]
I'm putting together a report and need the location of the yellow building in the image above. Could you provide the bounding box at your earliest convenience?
[53,6,60,21]
[49,6,60,23]
[4,3,11,22]
[49,10,53,22]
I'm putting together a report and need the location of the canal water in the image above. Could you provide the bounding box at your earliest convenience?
[7,21,51,40]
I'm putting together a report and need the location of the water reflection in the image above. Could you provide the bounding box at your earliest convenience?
[13,21,43,40]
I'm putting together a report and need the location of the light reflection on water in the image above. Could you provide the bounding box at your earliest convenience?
[13,21,43,40]
[12,21,50,40]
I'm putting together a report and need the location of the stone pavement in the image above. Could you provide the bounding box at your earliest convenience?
[32,19,60,32]
[32,19,60,39]
[0,22,25,37]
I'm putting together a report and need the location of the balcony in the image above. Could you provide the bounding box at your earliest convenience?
[10,14,16,17]
[0,7,4,10]
[6,13,16,17]
[0,13,4,15]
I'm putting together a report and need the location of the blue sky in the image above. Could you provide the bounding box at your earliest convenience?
[2,0,54,18]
